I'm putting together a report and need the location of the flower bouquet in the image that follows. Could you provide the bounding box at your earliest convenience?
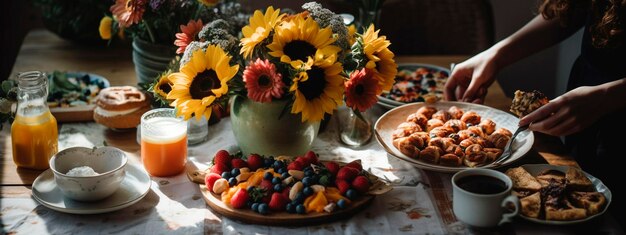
[152,2,397,154]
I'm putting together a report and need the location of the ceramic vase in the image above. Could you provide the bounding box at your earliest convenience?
[132,38,176,85]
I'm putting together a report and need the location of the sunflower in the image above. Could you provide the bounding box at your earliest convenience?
[167,45,239,120]
[175,19,204,54]
[99,16,113,40]
[243,58,284,103]
[345,68,380,112]
[153,72,173,99]
[361,24,398,92]
[110,0,147,28]
[240,6,284,59]
[347,24,357,47]
[267,15,341,68]
[290,56,344,122]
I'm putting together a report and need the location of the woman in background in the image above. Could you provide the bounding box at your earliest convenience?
[445,0,626,224]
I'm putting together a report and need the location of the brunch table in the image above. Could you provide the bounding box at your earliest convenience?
[1,29,623,234]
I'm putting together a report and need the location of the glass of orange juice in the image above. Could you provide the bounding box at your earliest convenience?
[140,108,187,177]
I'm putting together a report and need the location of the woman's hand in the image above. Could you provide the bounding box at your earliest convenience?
[444,51,498,104]
[519,86,610,136]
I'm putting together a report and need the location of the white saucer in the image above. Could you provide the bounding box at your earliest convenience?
[32,163,151,214]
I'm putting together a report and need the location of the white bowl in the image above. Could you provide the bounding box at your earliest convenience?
[49,146,127,201]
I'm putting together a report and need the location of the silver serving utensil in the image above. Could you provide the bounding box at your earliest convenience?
[491,125,528,166]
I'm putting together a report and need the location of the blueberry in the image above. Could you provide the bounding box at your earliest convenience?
[264,172,273,180]
[346,189,357,200]
[251,203,260,212]
[221,172,231,179]
[286,203,295,213]
[304,166,312,172]
[264,159,273,167]
[304,169,314,177]
[303,187,314,196]
[274,184,283,192]
[281,172,290,179]
[310,175,319,184]
[294,192,305,204]
[296,204,306,214]
[272,177,282,185]
[228,177,237,186]
[231,168,240,177]
[273,160,284,169]
[258,203,269,214]
[277,167,286,174]
[302,177,312,186]
[337,199,347,209]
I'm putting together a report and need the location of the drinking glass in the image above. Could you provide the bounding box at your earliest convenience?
[140,108,187,177]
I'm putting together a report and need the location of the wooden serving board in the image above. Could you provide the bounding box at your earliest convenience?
[50,105,96,123]
[200,185,375,226]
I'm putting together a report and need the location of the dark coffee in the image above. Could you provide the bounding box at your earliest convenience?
[456,175,507,194]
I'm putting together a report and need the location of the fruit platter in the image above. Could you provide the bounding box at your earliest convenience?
[189,150,392,226]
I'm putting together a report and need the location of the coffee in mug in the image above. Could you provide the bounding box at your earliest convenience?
[452,169,519,227]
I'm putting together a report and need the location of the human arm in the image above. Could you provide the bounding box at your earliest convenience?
[518,78,626,136]
[445,14,585,103]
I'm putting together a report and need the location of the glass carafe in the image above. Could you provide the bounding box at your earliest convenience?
[11,71,58,170]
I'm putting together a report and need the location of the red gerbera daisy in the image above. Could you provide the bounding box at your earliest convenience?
[110,0,147,28]
[174,19,204,54]
[243,59,284,103]
[345,68,380,112]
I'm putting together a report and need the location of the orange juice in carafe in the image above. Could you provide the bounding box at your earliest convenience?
[11,71,58,170]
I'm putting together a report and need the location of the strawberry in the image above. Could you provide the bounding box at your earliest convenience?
[336,166,359,182]
[231,158,248,169]
[210,163,230,175]
[351,175,370,194]
[287,161,305,171]
[213,150,232,167]
[268,192,289,211]
[281,186,291,199]
[204,173,222,193]
[303,151,319,164]
[247,154,263,171]
[345,160,363,171]
[295,156,309,165]
[259,179,274,193]
[324,162,340,176]
[335,179,350,195]
[230,188,249,209]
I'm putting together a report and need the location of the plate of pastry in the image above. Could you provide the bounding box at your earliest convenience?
[47,71,110,122]
[506,164,611,225]
[374,101,534,173]
[377,63,449,109]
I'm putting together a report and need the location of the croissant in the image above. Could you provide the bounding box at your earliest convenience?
[440,153,463,167]
[429,126,455,139]
[443,119,467,132]
[415,106,437,119]
[478,118,496,135]
[445,144,465,157]
[483,148,503,162]
[464,144,486,167]
[493,128,513,138]
[406,113,429,130]
[419,146,442,164]
[460,136,492,148]
[431,110,451,123]
[393,122,422,139]
[488,133,511,149]
[393,137,421,159]
[447,133,461,144]
[461,111,481,126]
[428,137,455,151]
[393,131,430,150]
[448,106,464,119]
[426,119,444,132]
[466,126,486,138]
[457,130,475,141]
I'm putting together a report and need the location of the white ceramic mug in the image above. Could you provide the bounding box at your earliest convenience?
[452,168,519,227]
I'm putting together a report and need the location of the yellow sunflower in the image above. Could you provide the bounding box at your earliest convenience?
[167,45,239,120]
[153,72,173,99]
[290,56,345,122]
[99,16,113,40]
[267,15,341,68]
[240,6,284,59]
[361,24,398,92]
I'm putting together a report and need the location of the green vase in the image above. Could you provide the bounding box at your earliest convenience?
[132,38,176,85]
[230,96,320,157]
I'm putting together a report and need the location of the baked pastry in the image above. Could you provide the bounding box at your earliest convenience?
[506,167,542,191]
[461,111,481,126]
[443,119,467,132]
[466,126,486,138]
[426,119,444,132]
[419,146,442,164]
[429,126,454,138]
[483,148,503,162]
[463,144,485,167]
[536,169,566,187]
[448,106,464,119]
[93,86,151,129]
[488,133,510,149]
[568,191,607,215]
[510,90,549,117]
[544,195,587,221]
[392,122,422,139]
[520,192,541,218]
[566,167,594,191]
[439,153,463,166]
[415,106,437,119]
[406,113,428,130]
[428,137,454,151]
[445,145,464,157]
[478,119,496,135]
[431,110,451,122]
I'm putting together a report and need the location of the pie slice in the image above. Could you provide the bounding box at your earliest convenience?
[568,191,607,216]
[544,195,587,221]
[510,90,549,117]
[566,167,594,192]
[520,191,541,218]
[536,169,566,187]
[506,167,542,191]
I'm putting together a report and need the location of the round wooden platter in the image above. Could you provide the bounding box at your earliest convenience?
[199,184,375,226]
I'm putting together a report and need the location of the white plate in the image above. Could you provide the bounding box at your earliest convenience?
[374,101,534,173]
[516,164,612,225]
[32,163,151,214]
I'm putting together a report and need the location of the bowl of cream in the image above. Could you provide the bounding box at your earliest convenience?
[49,146,127,201]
